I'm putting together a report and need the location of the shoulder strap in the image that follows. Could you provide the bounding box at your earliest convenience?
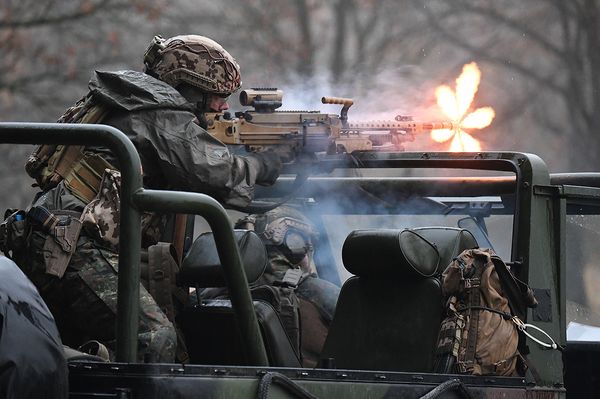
[25,94,110,193]
[490,255,537,321]
[460,251,488,372]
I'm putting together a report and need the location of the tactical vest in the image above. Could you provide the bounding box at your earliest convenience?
[25,94,113,204]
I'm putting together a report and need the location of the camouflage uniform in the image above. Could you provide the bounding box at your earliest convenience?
[19,36,281,362]
[23,182,176,362]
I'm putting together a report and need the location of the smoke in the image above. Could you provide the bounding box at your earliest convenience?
[253,176,514,284]
[240,63,457,153]
[243,64,442,120]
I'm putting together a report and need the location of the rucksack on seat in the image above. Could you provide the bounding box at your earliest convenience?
[434,248,537,376]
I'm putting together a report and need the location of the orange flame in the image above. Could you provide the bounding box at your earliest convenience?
[431,62,495,151]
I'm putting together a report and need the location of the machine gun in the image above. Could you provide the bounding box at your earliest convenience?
[205,88,456,160]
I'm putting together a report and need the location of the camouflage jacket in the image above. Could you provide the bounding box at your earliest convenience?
[86,70,266,207]
[30,70,271,245]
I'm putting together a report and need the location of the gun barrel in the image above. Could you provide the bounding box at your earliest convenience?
[347,120,457,133]
[425,122,456,131]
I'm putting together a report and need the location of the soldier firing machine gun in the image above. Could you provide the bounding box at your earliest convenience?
[205,88,456,161]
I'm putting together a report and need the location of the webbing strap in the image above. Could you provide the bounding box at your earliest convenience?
[28,100,111,197]
[278,268,304,288]
[81,103,108,124]
[64,153,114,203]
[52,145,85,179]
[456,305,512,320]
[461,257,486,372]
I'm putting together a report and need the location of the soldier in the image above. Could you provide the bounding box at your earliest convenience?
[236,206,340,367]
[13,35,282,362]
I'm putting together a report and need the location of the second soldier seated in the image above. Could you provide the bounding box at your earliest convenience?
[13,34,282,363]
[203,205,340,367]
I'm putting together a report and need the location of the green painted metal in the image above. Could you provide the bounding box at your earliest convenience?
[0,122,143,362]
[512,154,564,387]
[133,190,268,366]
[0,123,569,388]
[0,122,268,365]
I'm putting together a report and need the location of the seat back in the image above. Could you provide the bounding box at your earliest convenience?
[320,227,477,372]
[177,230,301,367]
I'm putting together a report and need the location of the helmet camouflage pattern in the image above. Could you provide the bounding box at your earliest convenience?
[143,35,241,95]
[236,206,319,265]
[237,206,318,247]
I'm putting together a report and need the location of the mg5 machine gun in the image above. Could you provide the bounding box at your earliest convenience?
[206,88,456,160]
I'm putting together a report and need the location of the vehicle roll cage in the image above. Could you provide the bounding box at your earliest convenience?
[0,123,569,384]
[0,123,267,364]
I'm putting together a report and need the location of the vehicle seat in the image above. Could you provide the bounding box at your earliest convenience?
[411,227,480,274]
[319,227,478,372]
[176,230,301,367]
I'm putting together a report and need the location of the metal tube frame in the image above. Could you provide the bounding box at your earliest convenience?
[0,123,267,364]
[1,124,564,383]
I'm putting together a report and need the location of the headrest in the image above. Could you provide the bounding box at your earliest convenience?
[410,227,478,273]
[342,229,440,279]
[179,230,267,287]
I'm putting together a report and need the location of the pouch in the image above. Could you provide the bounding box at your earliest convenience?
[0,209,29,261]
[42,216,83,278]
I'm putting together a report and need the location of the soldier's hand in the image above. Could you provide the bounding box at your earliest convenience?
[248,151,282,185]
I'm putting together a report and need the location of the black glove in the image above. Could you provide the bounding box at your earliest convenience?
[247,151,282,185]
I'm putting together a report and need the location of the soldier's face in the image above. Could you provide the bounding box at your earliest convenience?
[207,95,230,112]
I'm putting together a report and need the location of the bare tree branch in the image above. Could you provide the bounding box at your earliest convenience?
[0,0,119,28]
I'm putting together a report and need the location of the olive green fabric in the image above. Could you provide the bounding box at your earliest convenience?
[88,70,274,207]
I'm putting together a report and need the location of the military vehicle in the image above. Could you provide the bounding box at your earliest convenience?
[1,122,598,398]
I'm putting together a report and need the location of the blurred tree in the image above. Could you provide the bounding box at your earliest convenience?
[0,0,166,209]
[0,0,166,121]
[1,0,599,211]
[163,0,433,97]
[415,0,600,171]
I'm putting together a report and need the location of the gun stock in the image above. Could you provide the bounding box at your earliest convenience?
[205,88,456,159]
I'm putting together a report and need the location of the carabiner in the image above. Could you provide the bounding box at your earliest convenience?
[522,323,558,350]
[511,317,558,350]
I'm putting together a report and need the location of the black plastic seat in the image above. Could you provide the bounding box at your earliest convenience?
[319,227,477,372]
[411,227,480,273]
[176,230,301,367]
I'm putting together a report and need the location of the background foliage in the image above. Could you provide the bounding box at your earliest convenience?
[1,0,599,209]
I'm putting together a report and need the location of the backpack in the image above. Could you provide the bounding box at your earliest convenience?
[434,248,537,376]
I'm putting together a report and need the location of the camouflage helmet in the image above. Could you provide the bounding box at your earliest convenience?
[236,205,319,264]
[143,35,241,95]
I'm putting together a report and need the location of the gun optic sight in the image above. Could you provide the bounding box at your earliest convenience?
[240,89,283,112]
